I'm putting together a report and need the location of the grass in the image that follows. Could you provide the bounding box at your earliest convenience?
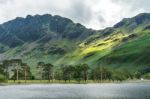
[100,32,150,65]
[80,33,127,55]
[55,32,128,66]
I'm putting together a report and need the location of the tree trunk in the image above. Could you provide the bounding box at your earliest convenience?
[40,71,42,82]
[48,73,50,83]
[17,69,19,81]
[25,70,27,83]
[52,72,54,83]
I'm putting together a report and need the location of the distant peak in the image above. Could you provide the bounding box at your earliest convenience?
[26,15,33,18]
[15,17,24,20]
[25,14,53,19]
[133,13,150,19]
[114,13,150,28]
[136,13,150,16]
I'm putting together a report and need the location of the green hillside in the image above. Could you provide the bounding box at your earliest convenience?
[0,13,150,78]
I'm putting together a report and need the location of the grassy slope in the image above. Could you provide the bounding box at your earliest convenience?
[1,39,78,75]
[54,29,150,73]
[98,30,150,71]
[3,29,150,70]
[55,32,128,66]
[1,18,150,76]
[2,29,150,75]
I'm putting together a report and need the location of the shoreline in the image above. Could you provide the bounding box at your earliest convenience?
[1,80,150,86]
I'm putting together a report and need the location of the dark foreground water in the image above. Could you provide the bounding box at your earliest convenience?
[0,82,150,99]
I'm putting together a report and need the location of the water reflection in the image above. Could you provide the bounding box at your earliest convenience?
[0,83,150,99]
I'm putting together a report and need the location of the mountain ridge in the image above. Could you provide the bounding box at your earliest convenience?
[0,14,95,48]
[0,13,149,76]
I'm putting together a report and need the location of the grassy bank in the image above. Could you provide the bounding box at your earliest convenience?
[5,79,150,85]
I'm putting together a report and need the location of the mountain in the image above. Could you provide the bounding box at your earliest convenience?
[0,14,95,47]
[100,13,150,66]
[0,13,149,75]
[114,13,150,32]
[56,13,150,72]
[0,14,95,67]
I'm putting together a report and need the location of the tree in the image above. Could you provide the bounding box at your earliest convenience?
[37,62,45,81]
[61,65,75,83]
[0,64,4,74]
[67,65,75,82]
[11,59,22,83]
[111,70,126,82]
[91,66,112,83]
[21,63,31,83]
[54,67,63,82]
[91,66,101,82]
[81,64,89,82]
[122,69,133,80]
[134,71,141,79]
[0,63,6,82]
[101,67,112,81]
[2,60,11,80]
[61,65,69,83]
[74,64,83,83]
[43,63,54,82]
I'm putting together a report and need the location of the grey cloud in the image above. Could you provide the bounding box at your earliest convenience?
[0,0,149,29]
[0,0,12,4]
[112,0,150,12]
[68,0,92,24]
[97,14,106,23]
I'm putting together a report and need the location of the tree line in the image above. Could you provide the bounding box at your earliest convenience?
[0,59,146,83]
[0,59,31,83]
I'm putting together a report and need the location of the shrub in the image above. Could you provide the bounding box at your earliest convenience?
[0,74,6,82]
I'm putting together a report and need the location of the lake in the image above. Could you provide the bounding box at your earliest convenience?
[0,82,150,99]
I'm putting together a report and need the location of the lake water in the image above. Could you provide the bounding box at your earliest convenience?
[0,82,150,99]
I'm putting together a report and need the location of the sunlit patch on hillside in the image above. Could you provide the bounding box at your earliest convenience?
[80,33,128,56]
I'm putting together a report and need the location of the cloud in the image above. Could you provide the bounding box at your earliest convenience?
[0,0,12,4]
[0,0,149,30]
[67,0,92,24]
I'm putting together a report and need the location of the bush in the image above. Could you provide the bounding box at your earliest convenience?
[0,74,6,82]
[143,73,150,79]
[112,70,127,82]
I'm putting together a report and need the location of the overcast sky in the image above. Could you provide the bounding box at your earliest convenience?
[0,0,149,30]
